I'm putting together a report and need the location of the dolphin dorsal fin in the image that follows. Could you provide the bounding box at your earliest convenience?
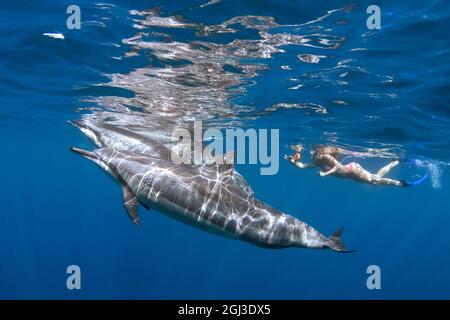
[232,172,254,197]
[122,185,141,226]
[217,151,234,175]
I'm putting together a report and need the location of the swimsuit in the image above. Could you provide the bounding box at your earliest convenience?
[346,163,354,173]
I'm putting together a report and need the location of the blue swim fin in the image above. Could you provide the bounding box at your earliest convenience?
[401,173,429,187]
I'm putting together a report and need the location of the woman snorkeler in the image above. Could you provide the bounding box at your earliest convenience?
[284,144,410,187]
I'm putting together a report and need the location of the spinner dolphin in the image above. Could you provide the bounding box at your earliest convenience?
[71,146,352,252]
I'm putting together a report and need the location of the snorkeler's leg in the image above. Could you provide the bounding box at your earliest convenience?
[376,160,400,177]
[349,163,375,183]
[373,177,404,187]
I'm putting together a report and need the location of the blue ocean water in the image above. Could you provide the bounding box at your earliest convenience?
[1,0,450,299]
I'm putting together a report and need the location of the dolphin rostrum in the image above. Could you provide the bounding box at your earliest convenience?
[71,146,353,252]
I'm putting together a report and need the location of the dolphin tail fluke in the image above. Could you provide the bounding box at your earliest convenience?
[327,227,356,253]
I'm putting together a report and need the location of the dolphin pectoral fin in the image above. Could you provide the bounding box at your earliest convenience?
[122,185,141,226]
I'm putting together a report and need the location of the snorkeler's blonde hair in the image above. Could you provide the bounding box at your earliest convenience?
[312,145,342,159]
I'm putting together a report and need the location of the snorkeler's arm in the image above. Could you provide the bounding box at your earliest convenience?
[318,154,341,176]
[319,166,337,176]
[322,154,341,166]
[294,161,315,169]
[284,155,315,169]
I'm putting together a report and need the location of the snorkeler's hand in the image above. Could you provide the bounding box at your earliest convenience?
[284,155,294,163]
[318,171,326,177]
